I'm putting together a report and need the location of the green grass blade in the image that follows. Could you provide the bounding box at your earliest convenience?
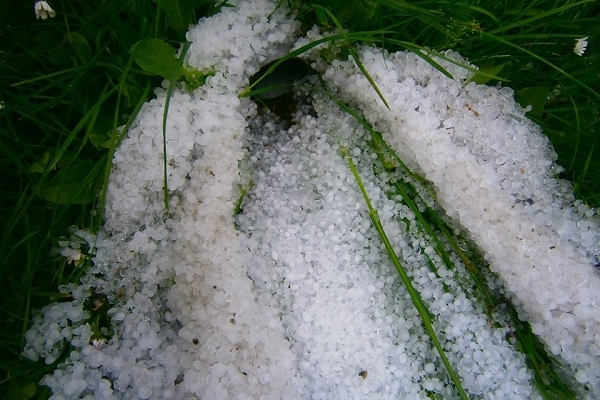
[485,0,596,36]
[95,62,152,232]
[382,38,456,80]
[239,32,356,97]
[312,4,391,110]
[161,41,193,215]
[342,147,469,400]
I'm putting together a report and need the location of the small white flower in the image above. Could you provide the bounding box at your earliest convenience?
[53,226,93,267]
[573,37,588,56]
[59,246,83,265]
[34,1,56,20]
[91,338,106,350]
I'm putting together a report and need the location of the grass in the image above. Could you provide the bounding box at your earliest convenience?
[1,0,598,398]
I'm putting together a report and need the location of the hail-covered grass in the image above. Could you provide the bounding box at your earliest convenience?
[1,0,598,399]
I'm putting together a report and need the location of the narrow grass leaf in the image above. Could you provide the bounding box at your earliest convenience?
[485,0,596,36]
[96,56,152,232]
[342,148,468,400]
[312,4,391,109]
[162,41,193,215]
[239,29,392,98]
[382,38,455,80]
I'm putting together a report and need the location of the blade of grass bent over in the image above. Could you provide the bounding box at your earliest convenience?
[161,41,193,215]
[95,59,152,232]
[311,4,391,110]
[239,30,390,98]
[342,147,468,400]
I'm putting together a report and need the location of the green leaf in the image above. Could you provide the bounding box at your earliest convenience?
[5,379,37,400]
[64,32,92,64]
[156,0,195,38]
[515,86,549,119]
[181,65,214,90]
[22,382,36,399]
[88,102,122,150]
[36,160,100,205]
[89,129,120,150]
[472,62,508,84]
[129,38,181,80]
[28,150,52,174]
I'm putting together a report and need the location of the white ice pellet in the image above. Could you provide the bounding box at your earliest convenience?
[137,386,152,400]
[62,378,86,397]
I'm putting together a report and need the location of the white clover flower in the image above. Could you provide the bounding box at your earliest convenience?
[34,1,56,20]
[573,37,588,56]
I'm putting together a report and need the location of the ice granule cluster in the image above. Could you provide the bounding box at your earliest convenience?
[22,0,600,399]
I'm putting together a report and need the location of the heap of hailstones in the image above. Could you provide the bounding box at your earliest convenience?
[22,0,600,399]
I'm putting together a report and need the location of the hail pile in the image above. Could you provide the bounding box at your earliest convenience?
[23,0,599,399]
